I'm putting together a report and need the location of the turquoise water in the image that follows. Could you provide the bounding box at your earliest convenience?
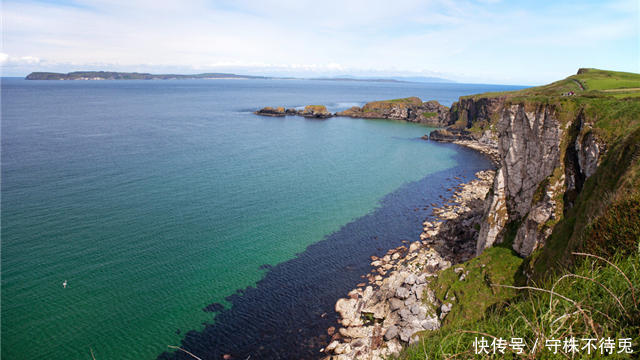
[1,79,523,359]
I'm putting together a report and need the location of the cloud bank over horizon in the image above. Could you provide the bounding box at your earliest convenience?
[2,0,638,85]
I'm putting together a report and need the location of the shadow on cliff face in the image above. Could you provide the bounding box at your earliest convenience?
[157,144,493,360]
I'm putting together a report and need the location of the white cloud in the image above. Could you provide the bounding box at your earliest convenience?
[1,53,43,67]
[198,61,347,74]
[1,0,638,84]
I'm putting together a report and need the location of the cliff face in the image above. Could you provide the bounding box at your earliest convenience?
[449,97,505,130]
[473,101,605,257]
[476,104,565,256]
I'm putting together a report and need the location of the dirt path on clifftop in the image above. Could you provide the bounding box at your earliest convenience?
[572,79,584,91]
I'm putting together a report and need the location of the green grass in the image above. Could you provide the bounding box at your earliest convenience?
[611,92,640,99]
[395,251,640,359]
[464,69,640,101]
[422,112,438,118]
[576,69,640,91]
[427,246,524,327]
[583,195,640,259]
[387,97,421,104]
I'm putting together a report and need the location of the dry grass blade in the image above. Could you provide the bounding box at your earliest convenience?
[573,252,637,308]
[551,310,579,326]
[550,274,574,310]
[167,346,203,360]
[91,348,97,360]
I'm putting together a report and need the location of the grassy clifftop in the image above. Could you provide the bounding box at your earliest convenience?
[465,68,640,101]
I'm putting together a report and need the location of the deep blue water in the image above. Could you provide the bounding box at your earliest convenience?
[1,78,523,360]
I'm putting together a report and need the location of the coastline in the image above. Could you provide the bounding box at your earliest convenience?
[251,98,501,359]
[159,144,494,360]
[322,139,497,360]
[451,140,499,166]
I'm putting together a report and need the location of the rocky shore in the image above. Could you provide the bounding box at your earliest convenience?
[320,169,495,360]
[426,129,500,165]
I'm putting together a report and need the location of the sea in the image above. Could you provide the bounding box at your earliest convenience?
[1,78,525,360]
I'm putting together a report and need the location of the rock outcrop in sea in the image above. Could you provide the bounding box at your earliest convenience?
[254,105,332,118]
[300,105,333,118]
[254,106,287,117]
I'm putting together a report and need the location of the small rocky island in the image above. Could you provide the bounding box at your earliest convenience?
[254,97,451,126]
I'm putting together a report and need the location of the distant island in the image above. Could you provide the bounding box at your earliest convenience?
[25,71,277,81]
[24,71,455,83]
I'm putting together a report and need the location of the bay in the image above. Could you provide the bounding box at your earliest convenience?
[1,79,524,359]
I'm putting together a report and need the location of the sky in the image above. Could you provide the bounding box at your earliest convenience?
[1,0,638,85]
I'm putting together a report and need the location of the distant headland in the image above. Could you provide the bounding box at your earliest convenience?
[24,71,455,83]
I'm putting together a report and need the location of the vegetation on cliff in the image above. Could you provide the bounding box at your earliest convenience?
[398,69,640,358]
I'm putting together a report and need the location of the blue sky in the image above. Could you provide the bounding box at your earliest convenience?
[2,0,638,85]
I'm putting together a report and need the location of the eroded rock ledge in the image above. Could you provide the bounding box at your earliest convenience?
[321,170,495,360]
